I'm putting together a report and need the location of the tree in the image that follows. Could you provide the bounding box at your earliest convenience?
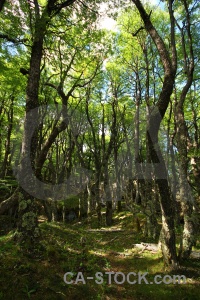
[131,0,178,267]
[16,0,79,244]
[173,0,199,259]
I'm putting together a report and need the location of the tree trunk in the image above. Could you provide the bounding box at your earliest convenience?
[1,96,13,178]
[95,179,102,225]
[16,8,50,243]
[103,164,112,226]
[133,0,178,266]
[16,1,76,242]
[191,157,200,199]
[174,0,195,259]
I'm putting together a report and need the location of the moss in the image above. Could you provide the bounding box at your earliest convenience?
[0,212,200,300]
[22,212,37,230]
[18,192,23,200]
[27,199,32,205]
[33,227,40,238]
[19,200,27,211]
[58,195,80,209]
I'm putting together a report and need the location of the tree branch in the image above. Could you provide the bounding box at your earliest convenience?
[0,34,27,44]
[132,26,145,37]
[50,0,77,15]
[0,188,19,215]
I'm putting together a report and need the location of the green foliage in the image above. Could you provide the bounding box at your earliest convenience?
[58,195,80,209]
[0,0,199,288]
[22,284,37,299]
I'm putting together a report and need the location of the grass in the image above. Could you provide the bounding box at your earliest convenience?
[0,211,199,300]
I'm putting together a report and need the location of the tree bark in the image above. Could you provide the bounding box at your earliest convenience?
[174,0,195,259]
[1,96,14,178]
[132,0,178,266]
[17,11,47,242]
[17,1,76,243]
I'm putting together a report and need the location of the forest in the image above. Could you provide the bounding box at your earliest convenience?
[0,0,200,299]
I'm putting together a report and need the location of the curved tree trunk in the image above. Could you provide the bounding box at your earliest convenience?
[132,0,178,267]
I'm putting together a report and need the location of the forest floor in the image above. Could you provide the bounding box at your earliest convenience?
[0,211,200,300]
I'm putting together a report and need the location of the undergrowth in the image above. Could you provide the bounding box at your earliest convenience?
[0,211,199,300]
